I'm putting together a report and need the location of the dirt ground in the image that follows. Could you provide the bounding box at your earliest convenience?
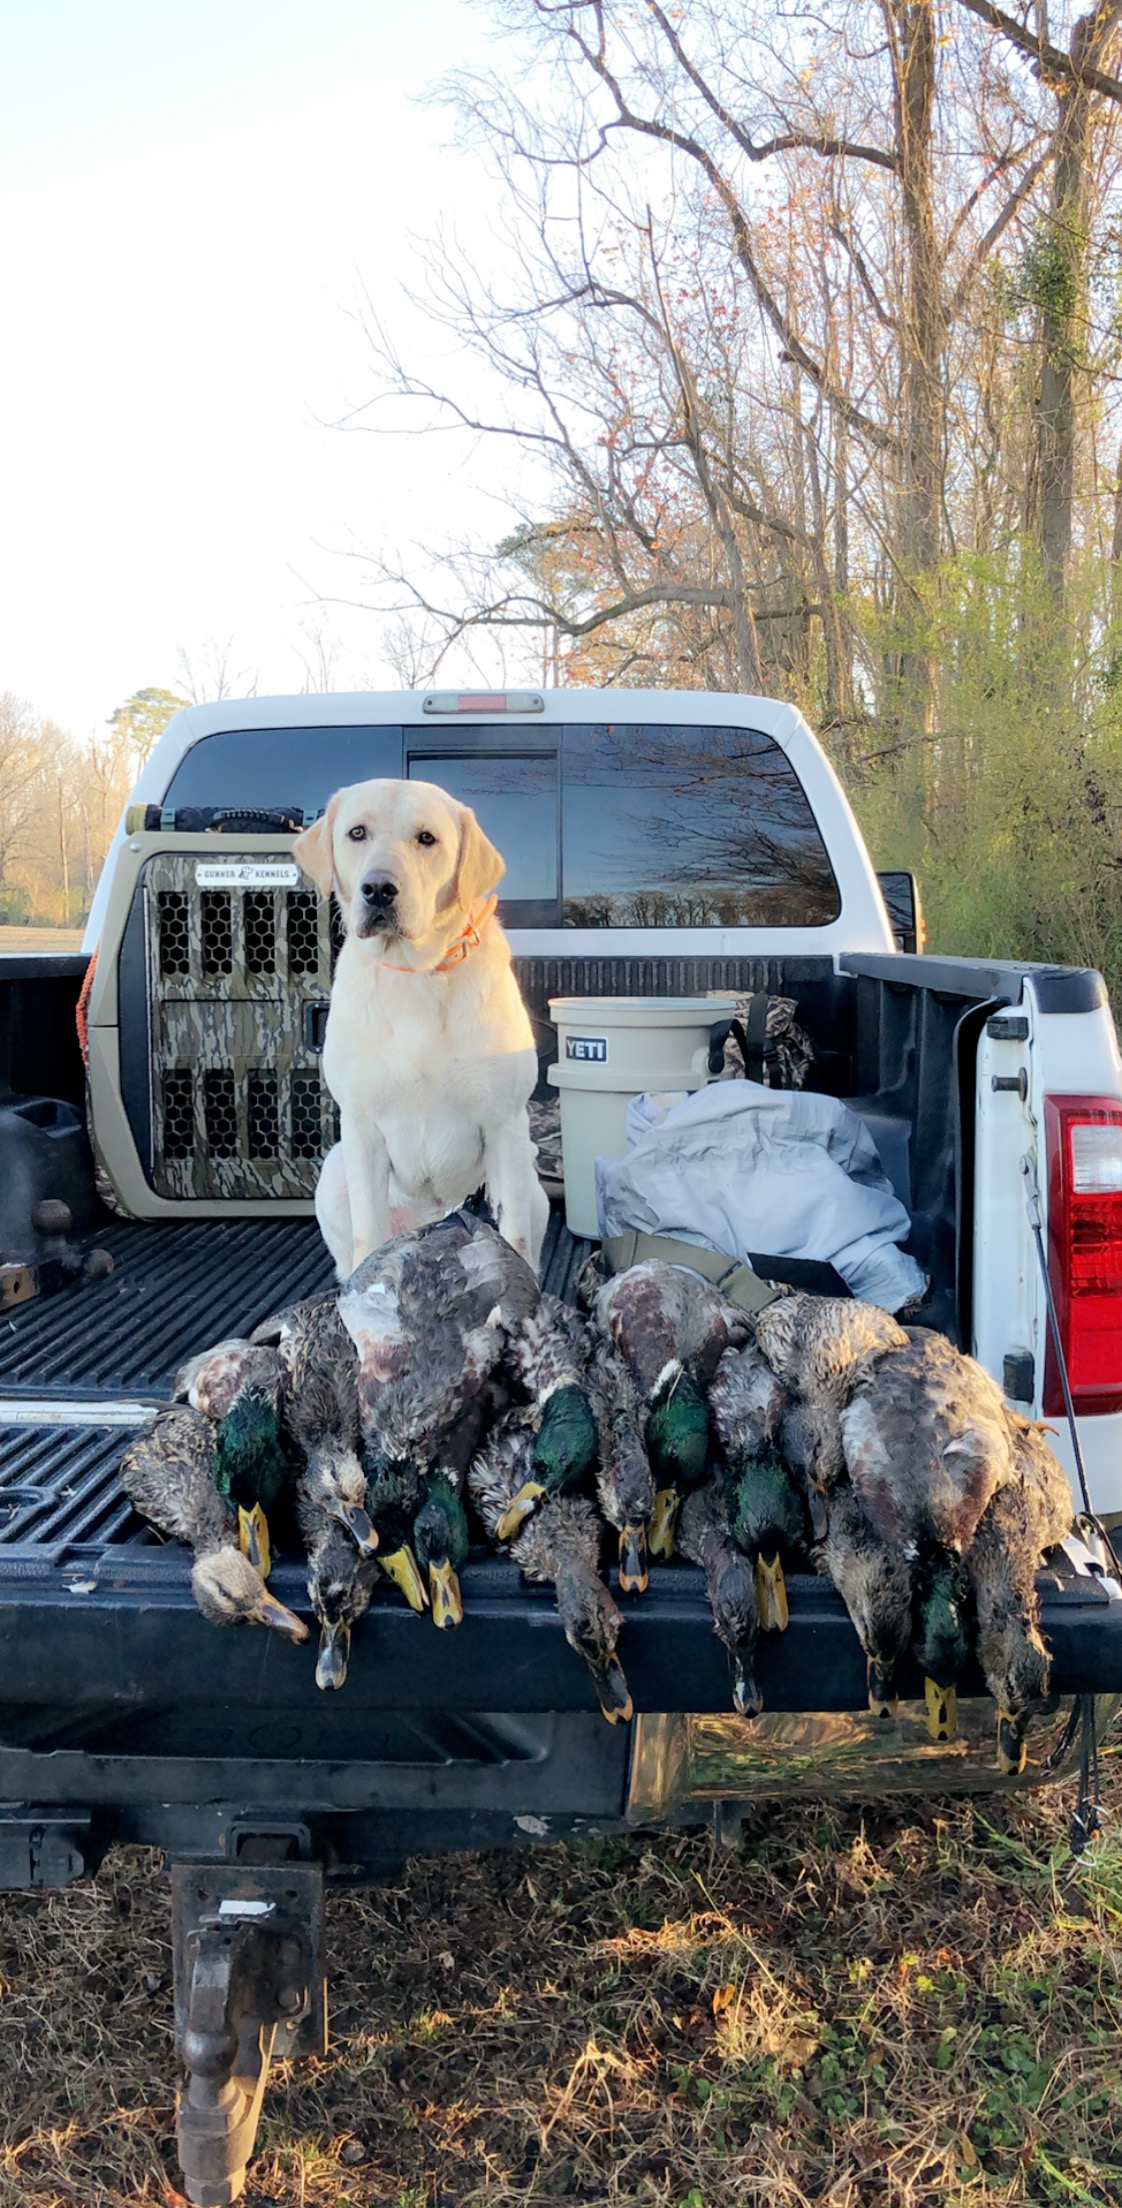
[0,1754,1118,2208]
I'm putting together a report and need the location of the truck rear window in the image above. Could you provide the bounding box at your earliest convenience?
[162,717,839,927]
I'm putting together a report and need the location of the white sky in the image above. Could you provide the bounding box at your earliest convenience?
[0,0,519,739]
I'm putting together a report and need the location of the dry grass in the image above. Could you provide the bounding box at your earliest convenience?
[0,929,85,953]
[0,1761,1120,2208]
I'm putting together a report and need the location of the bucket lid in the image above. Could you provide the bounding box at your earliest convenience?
[549,994,738,1022]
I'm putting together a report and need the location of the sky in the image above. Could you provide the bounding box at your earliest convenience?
[0,0,520,739]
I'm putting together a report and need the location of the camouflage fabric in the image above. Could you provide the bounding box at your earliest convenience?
[142,849,342,1201]
[721,994,814,1089]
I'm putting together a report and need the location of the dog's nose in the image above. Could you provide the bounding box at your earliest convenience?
[360,874,398,911]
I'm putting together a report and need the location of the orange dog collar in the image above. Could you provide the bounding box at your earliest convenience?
[377,894,498,975]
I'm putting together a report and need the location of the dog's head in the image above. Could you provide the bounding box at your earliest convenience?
[293,778,504,964]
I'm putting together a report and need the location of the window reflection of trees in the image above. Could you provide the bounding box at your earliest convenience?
[562,724,838,927]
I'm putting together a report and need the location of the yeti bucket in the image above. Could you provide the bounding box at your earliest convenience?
[546,995,738,1238]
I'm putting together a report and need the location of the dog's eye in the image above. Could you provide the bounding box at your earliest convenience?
[347,825,368,842]
[416,829,438,848]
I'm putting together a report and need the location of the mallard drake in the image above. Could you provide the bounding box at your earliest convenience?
[470,1414,632,1722]
[120,1406,307,1640]
[341,1211,539,1623]
[172,1338,291,1578]
[836,1328,1016,1734]
[754,1294,910,1491]
[497,1295,598,1537]
[967,1414,1074,1772]
[412,1473,471,1629]
[252,1294,377,1557]
[814,1477,916,1718]
[708,1343,801,1628]
[678,1472,762,1717]
[586,1337,656,1592]
[592,1262,748,1557]
[306,1517,379,1689]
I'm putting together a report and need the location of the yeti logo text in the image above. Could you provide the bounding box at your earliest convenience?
[565,1035,608,1063]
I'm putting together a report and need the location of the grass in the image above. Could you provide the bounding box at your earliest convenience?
[0,1758,1119,2207]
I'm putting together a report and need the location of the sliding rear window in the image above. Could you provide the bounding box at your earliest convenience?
[561,722,839,926]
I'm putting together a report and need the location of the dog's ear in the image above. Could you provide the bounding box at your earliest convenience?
[292,799,338,898]
[454,804,505,910]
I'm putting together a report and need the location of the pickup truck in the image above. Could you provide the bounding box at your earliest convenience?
[2,685,1121,2207]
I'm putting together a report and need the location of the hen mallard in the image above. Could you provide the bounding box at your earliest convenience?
[120,1406,307,1640]
[835,1328,1020,1736]
[172,1338,292,1578]
[252,1293,377,1557]
[497,1296,598,1538]
[592,1261,748,1559]
[708,1343,803,1629]
[968,1413,1075,1772]
[470,1413,632,1722]
[678,1471,762,1717]
[586,1337,656,1592]
[754,1294,909,1491]
[340,1210,539,1624]
[306,1516,380,1689]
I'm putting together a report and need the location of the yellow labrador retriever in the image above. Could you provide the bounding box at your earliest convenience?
[293,778,548,1278]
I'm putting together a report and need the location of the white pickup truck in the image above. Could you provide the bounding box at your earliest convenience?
[1,687,1120,2202]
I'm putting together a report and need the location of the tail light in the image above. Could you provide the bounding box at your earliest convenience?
[1044,1095,1122,1415]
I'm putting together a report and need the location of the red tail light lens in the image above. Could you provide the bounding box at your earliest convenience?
[1044,1095,1122,1415]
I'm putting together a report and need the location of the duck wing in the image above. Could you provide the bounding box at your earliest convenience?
[840,1334,1012,1555]
[508,1294,589,1402]
[274,1299,359,1455]
[593,1261,745,1396]
[468,1413,535,1537]
[173,1339,282,1418]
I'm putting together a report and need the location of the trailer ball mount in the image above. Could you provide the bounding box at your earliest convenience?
[171,1856,326,2208]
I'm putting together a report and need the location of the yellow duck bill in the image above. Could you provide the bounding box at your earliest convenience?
[754,1552,789,1634]
[238,1502,272,1582]
[496,1479,546,1542]
[428,1558,464,1630]
[647,1487,680,1560]
[924,1677,957,1742]
[379,1544,429,1612]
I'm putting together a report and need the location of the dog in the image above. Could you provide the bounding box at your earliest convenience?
[293,777,548,1278]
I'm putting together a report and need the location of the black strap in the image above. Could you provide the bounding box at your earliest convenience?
[730,991,772,1085]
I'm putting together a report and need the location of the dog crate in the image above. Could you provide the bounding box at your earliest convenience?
[86,837,344,1215]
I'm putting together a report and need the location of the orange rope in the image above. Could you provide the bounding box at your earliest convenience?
[75,948,98,1064]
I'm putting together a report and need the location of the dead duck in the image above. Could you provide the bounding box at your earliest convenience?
[754,1294,910,1493]
[252,1294,377,1557]
[814,1477,916,1718]
[341,1211,538,1622]
[470,1413,632,1723]
[496,1296,598,1538]
[586,1337,656,1592]
[592,1262,748,1557]
[708,1343,803,1629]
[119,1406,307,1640]
[172,1338,291,1578]
[412,1472,472,1629]
[678,1471,762,1717]
[835,1328,1016,1733]
[306,1516,379,1689]
[967,1413,1075,1773]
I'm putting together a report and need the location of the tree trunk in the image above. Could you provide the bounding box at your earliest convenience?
[1036,1,1122,609]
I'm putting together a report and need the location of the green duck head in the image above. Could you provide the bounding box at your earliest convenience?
[213,1387,290,1578]
[647,1370,710,1558]
[496,1385,598,1539]
[915,1563,970,1741]
[413,1477,470,1629]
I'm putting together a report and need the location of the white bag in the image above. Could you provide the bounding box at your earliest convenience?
[595,1080,926,1313]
